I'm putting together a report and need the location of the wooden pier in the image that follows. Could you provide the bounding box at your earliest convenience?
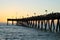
[7,12,60,32]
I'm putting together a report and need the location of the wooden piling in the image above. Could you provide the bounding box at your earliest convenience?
[59,19,60,31]
[12,21,14,25]
[31,21,32,27]
[56,19,59,32]
[52,20,55,32]
[51,20,54,32]
[29,21,30,27]
[41,20,43,30]
[38,20,40,29]
[35,20,37,28]
[47,20,51,31]
[44,20,47,30]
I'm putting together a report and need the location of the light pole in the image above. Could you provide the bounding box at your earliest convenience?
[27,14,29,17]
[16,12,17,19]
[22,16,24,18]
[45,10,47,14]
[34,13,36,16]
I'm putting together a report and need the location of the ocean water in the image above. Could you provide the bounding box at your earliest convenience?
[0,25,60,40]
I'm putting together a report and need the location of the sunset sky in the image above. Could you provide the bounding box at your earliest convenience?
[0,0,60,22]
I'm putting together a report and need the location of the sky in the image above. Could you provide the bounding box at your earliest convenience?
[0,0,60,22]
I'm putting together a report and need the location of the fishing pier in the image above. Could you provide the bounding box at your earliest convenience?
[7,12,60,32]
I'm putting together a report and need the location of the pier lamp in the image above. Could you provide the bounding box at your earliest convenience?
[34,13,36,16]
[27,14,29,17]
[22,16,24,18]
[45,10,47,14]
[16,12,18,19]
